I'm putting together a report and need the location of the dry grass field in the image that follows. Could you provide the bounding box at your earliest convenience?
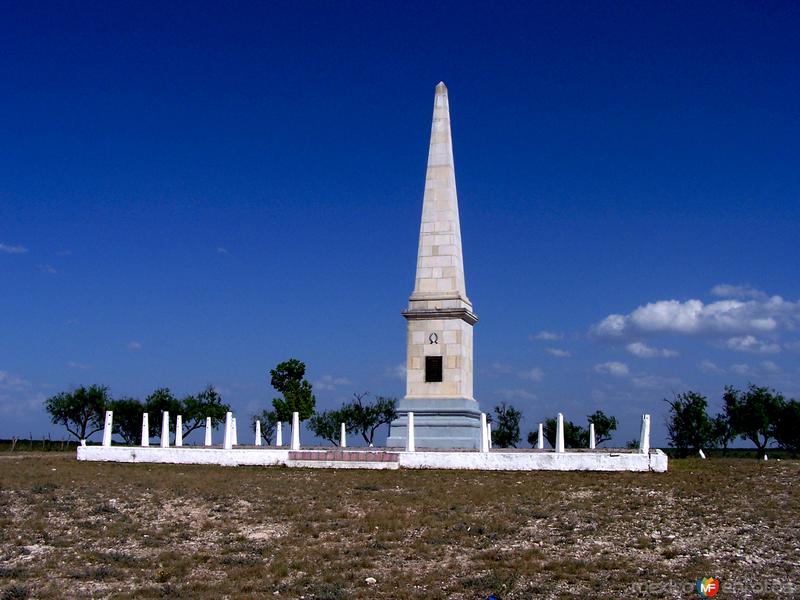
[1,453,798,599]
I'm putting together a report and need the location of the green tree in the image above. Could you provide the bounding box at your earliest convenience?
[108,397,145,444]
[344,393,397,446]
[664,391,714,456]
[775,399,800,454]
[538,416,588,448]
[587,410,617,446]
[269,359,316,421]
[181,385,230,437]
[145,388,182,442]
[252,410,279,444]
[307,409,349,446]
[711,413,736,456]
[45,384,110,441]
[724,384,785,454]
[491,402,522,448]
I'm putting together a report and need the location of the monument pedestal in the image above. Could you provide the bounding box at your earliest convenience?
[386,398,482,449]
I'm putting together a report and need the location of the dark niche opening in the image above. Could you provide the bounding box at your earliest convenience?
[425,356,443,383]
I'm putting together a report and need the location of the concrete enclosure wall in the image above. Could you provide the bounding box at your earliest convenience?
[77,446,667,472]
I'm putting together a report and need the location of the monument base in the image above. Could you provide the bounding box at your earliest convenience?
[385,397,483,449]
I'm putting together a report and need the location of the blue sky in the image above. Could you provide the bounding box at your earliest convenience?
[2,1,799,446]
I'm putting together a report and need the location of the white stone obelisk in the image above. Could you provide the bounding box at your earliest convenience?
[555,413,565,453]
[290,412,300,450]
[537,423,544,449]
[161,411,170,448]
[589,422,596,450]
[639,414,651,454]
[223,411,232,450]
[255,420,262,446]
[204,417,212,446]
[102,411,113,447]
[480,413,489,453]
[141,413,149,447]
[406,412,415,452]
[232,417,238,446]
[386,81,482,450]
[340,423,347,448]
[276,421,283,447]
[176,415,183,447]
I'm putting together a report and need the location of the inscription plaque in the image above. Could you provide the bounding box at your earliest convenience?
[425,356,443,383]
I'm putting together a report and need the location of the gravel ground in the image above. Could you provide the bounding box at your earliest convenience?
[0,453,798,599]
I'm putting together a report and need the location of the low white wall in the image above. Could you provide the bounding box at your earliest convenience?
[77,446,667,472]
[77,445,289,467]
[399,449,668,472]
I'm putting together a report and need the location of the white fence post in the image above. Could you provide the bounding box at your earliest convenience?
[141,413,149,447]
[276,421,283,447]
[290,412,300,450]
[340,422,347,448]
[406,412,415,452]
[204,417,212,446]
[223,411,232,450]
[232,417,238,446]
[537,423,544,449]
[161,411,170,448]
[176,415,183,447]
[639,414,651,454]
[255,420,262,446]
[555,413,565,453]
[480,412,489,453]
[589,422,596,450]
[487,421,493,449]
[102,411,113,448]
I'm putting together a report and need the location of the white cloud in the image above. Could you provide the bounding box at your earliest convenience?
[593,361,630,377]
[66,361,90,370]
[711,283,766,299]
[217,247,229,255]
[0,371,30,391]
[545,348,571,358]
[698,360,724,374]
[730,361,781,376]
[625,342,678,358]
[127,341,142,351]
[518,368,544,382]
[314,375,351,391]
[497,388,537,401]
[532,330,561,341]
[491,362,513,374]
[591,295,800,339]
[591,360,680,390]
[388,364,406,380]
[725,335,781,354]
[0,370,42,416]
[630,374,681,389]
[0,243,28,254]
[784,340,800,351]
[760,360,780,373]
[37,264,57,274]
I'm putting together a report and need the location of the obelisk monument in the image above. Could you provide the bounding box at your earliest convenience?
[386,82,482,449]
